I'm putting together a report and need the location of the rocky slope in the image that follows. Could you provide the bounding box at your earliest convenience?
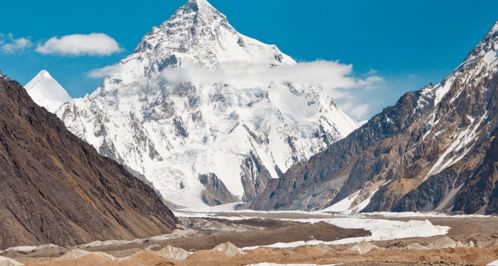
[251,21,498,214]
[0,75,177,249]
[25,70,71,113]
[57,0,358,208]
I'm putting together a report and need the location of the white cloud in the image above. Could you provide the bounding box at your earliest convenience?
[0,33,32,54]
[162,60,382,120]
[36,33,122,56]
[339,102,370,120]
[87,60,383,120]
[162,60,381,91]
[86,64,123,78]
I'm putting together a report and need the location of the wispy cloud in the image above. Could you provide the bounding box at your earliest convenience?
[0,33,32,54]
[87,60,383,120]
[338,102,370,120]
[36,33,122,56]
[162,61,383,120]
[161,61,378,90]
[86,64,123,78]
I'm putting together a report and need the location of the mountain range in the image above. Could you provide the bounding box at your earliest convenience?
[251,21,498,215]
[22,0,498,215]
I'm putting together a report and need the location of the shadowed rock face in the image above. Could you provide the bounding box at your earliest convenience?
[452,128,498,214]
[251,22,498,214]
[240,152,273,202]
[0,76,177,249]
[199,173,238,206]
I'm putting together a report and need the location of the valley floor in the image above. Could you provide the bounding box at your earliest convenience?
[3,211,498,265]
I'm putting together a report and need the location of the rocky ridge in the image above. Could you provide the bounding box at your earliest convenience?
[251,21,498,214]
[0,75,177,249]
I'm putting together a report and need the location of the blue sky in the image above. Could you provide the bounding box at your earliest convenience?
[1,0,497,119]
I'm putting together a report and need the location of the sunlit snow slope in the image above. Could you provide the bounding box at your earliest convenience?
[58,0,358,208]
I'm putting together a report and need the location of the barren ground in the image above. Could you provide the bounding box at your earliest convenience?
[4,212,498,266]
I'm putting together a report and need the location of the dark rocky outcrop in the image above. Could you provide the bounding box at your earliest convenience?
[0,76,177,249]
[240,152,273,202]
[453,128,498,214]
[199,173,238,206]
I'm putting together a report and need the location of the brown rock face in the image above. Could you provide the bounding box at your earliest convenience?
[199,173,238,206]
[251,22,498,214]
[0,76,177,249]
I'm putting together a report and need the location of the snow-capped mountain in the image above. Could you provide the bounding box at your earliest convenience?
[252,21,498,214]
[25,70,72,113]
[58,0,358,208]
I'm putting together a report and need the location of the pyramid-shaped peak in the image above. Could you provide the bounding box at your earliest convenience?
[25,70,72,113]
[132,0,294,67]
[177,0,227,22]
[490,20,498,34]
[480,20,498,42]
[26,70,55,88]
[459,20,498,67]
[38,70,52,78]
[178,0,221,17]
[142,0,231,46]
[187,0,214,9]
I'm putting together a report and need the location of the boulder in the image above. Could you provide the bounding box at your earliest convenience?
[156,245,191,261]
[212,242,246,257]
[0,256,23,266]
[427,236,457,249]
[57,249,115,261]
[346,242,380,255]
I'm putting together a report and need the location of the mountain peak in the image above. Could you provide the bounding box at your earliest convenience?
[130,0,294,68]
[173,0,228,31]
[477,20,498,50]
[38,69,52,78]
[186,0,214,10]
[462,20,498,67]
[488,20,498,36]
[28,70,53,84]
[25,70,71,113]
